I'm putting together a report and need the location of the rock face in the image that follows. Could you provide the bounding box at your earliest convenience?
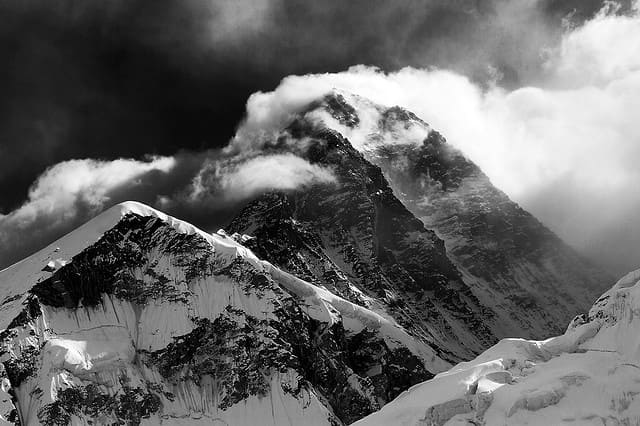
[226,91,610,371]
[355,268,640,426]
[227,119,497,364]
[0,202,445,426]
[298,91,611,339]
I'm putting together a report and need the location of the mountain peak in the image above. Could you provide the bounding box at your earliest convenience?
[0,198,447,425]
[250,92,610,341]
[0,92,613,425]
[0,201,259,327]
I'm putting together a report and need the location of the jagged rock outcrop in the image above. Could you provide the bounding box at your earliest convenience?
[0,202,444,425]
[355,268,640,426]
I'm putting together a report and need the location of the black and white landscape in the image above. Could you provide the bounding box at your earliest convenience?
[0,1,639,425]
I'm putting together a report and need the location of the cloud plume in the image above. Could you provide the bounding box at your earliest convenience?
[229,3,640,273]
[195,154,336,202]
[0,0,618,213]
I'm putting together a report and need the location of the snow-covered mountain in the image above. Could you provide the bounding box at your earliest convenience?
[355,268,640,426]
[0,202,446,425]
[298,91,611,339]
[226,122,496,364]
[0,91,614,425]
[226,91,610,366]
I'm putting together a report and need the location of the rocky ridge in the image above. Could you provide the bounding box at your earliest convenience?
[0,202,445,425]
[227,118,497,363]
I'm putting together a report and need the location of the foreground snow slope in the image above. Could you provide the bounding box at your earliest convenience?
[0,201,444,425]
[355,269,640,426]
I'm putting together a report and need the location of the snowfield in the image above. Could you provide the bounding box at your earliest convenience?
[356,269,640,425]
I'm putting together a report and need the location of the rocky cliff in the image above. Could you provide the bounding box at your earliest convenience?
[0,202,445,425]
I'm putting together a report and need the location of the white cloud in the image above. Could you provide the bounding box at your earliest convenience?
[220,154,335,200]
[189,153,335,202]
[207,0,276,44]
[548,3,640,86]
[230,4,640,272]
[0,156,175,232]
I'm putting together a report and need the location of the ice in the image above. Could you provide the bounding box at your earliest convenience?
[356,269,640,426]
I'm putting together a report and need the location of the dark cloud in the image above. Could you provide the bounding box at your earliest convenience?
[1,0,634,272]
[0,0,618,213]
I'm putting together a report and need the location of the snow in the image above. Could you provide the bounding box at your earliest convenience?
[0,201,342,424]
[1,200,435,363]
[355,269,640,426]
[155,373,335,426]
[0,201,261,330]
[265,264,450,372]
[0,200,452,424]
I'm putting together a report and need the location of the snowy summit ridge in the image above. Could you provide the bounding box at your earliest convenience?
[0,201,444,425]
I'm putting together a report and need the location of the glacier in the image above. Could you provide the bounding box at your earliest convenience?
[356,269,640,425]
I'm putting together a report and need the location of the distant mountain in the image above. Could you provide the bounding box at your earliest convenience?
[227,119,497,365]
[0,202,444,425]
[297,91,612,339]
[224,88,611,383]
[355,268,640,426]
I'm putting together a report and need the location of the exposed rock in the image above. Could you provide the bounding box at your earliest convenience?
[0,202,438,425]
[304,91,611,339]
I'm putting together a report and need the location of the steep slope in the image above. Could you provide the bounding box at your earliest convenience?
[227,120,498,364]
[0,202,445,426]
[355,268,640,426]
[302,91,610,338]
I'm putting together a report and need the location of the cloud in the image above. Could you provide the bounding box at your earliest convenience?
[185,152,335,204]
[206,0,277,44]
[547,1,640,86]
[1,0,637,274]
[219,154,335,200]
[0,156,175,268]
[0,145,336,270]
[0,0,618,214]
[228,3,640,273]
[0,157,175,226]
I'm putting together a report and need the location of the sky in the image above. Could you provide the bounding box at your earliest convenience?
[0,0,638,275]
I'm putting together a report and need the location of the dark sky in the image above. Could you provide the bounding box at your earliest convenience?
[0,0,614,213]
[1,0,633,271]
